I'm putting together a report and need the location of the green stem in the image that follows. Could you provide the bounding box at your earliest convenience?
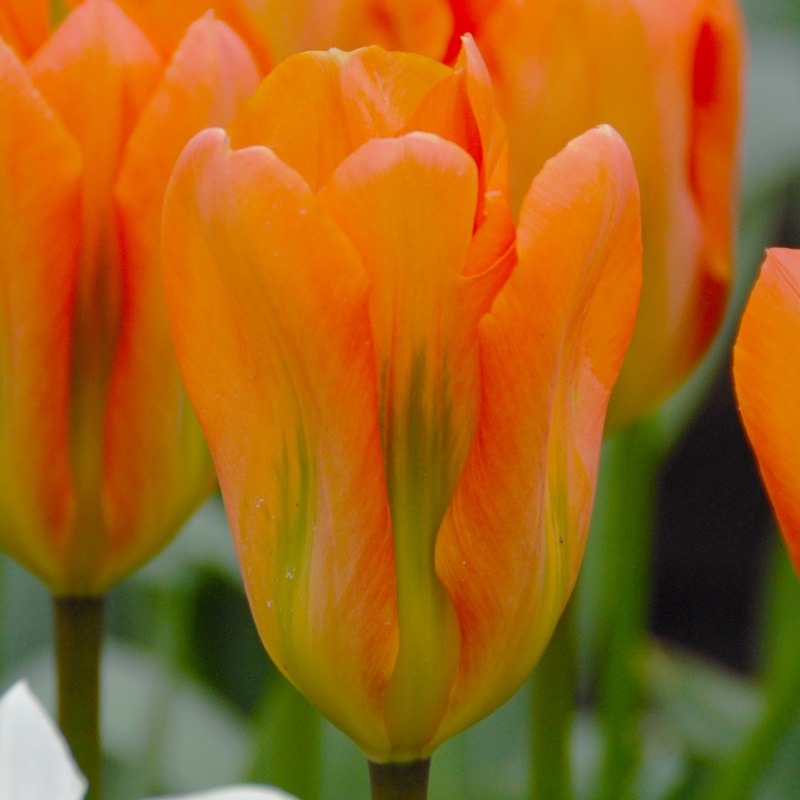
[593,421,662,800]
[529,602,575,800]
[249,679,322,800]
[694,541,800,800]
[54,595,105,800]
[369,759,431,800]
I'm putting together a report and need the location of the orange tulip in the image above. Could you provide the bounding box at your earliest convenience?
[163,39,642,760]
[0,0,260,595]
[441,0,745,429]
[107,0,743,429]
[734,249,800,573]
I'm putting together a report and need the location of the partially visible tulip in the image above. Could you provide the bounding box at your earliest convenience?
[447,0,745,428]
[163,39,641,761]
[734,249,800,573]
[0,0,260,595]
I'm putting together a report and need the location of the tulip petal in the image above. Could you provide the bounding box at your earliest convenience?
[685,0,743,331]
[69,0,274,72]
[363,0,453,60]
[163,129,398,757]
[734,249,800,572]
[0,41,81,591]
[318,132,514,753]
[98,14,259,590]
[244,0,451,61]
[228,46,449,191]
[434,126,641,744]
[26,0,162,583]
[0,0,49,58]
[28,0,161,266]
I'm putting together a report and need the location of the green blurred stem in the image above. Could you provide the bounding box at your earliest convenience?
[695,542,800,800]
[249,681,323,800]
[595,421,662,800]
[369,759,431,800]
[529,603,576,800]
[54,595,105,800]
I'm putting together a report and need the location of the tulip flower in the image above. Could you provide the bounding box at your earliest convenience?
[734,249,800,573]
[97,0,743,429]
[1,4,259,793]
[0,0,259,596]
[163,37,642,768]
[443,0,745,428]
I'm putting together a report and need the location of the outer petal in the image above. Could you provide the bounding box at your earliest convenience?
[319,132,511,755]
[734,249,800,573]
[97,15,259,590]
[27,0,161,589]
[163,129,398,758]
[228,46,449,191]
[434,126,641,746]
[0,41,81,591]
[243,0,451,61]
[0,0,49,58]
[69,0,274,72]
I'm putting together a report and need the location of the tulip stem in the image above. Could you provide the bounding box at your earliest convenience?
[54,595,105,800]
[693,540,800,800]
[369,759,431,800]
[593,420,661,800]
[529,601,575,800]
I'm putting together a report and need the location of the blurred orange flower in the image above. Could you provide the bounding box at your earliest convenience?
[734,249,800,573]
[451,0,745,428]
[0,0,259,594]
[163,39,642,760]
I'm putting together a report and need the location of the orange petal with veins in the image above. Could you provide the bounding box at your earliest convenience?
[434,126,641,746]
[163,129,399,757]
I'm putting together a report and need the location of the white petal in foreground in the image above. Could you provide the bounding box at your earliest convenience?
[0,681,87,800]
[144,788,299,800]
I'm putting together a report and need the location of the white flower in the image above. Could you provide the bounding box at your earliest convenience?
[0,682,298,800]
[144,790,299,800]
[0,681,87,800]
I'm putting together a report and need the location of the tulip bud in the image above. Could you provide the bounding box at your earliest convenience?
[0,0,260,594]
[163,38,642,759]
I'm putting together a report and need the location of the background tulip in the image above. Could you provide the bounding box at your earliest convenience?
[0,0,259,596]
[447,0,745,428]
[163,39,641,770]
[734,248,800,572]
[1,5,260,792]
